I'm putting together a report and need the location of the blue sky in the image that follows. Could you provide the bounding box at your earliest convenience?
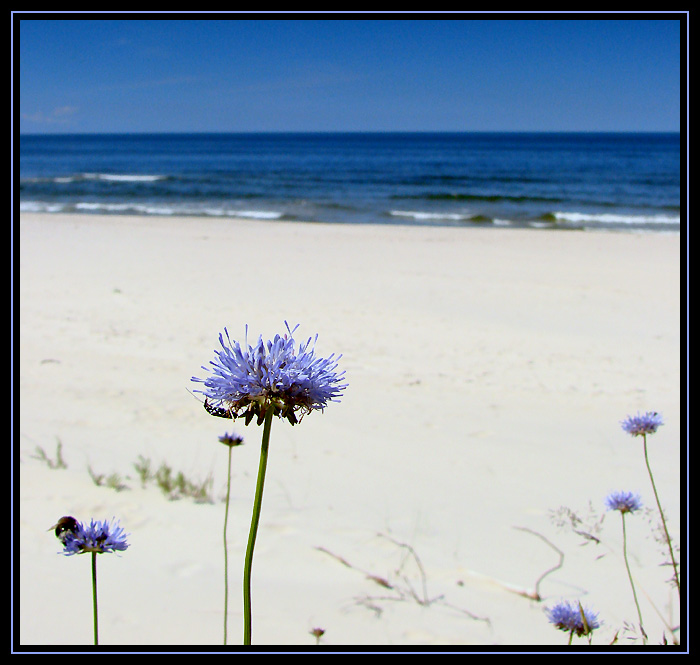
[17,16,683,133]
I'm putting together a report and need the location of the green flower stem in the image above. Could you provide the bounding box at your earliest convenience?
[91,551,99,646]
[620,512,646,644]
[223,443,233,645]
[243,407,274,646]
[642,433,681,598]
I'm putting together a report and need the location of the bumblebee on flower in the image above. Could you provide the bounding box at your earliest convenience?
[50,516,129,555]
[50,515,129,645]
[192,321,347,426]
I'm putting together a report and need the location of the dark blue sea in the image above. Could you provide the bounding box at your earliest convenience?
[18,132,681,233]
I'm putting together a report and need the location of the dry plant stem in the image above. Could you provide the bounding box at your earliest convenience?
[636,583,680,645]
[223,444,233,645]
[91,552,99,646]
[315,538,491,626]
[243,408,274,646]
[512,526,565,601]
[642,433,681,599]
[578,602,593,645]
[378,534,430,604]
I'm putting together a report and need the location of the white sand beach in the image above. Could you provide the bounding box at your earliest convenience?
[17,212,682,648]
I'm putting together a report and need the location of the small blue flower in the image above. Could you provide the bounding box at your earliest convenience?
[620,411,664,437]
[219,432,244,447]
[546,600,600,637]
[605,491,643,514]
[59,518,130,556]
[192,322,347,425]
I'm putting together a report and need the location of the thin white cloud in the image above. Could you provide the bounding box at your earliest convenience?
[21,105,79,125]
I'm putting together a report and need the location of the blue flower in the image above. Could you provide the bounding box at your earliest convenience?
[620,411,664,437]
[59,518,130,556]
[546,600,600,637]
[192,322,347,425]
[605,491,643,514]
[219,432,244,447]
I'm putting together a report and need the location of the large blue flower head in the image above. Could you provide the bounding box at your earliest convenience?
[54,517,130,556]
[621,411,664,437]
[192,322,347,426]
[546,600,600,637]
[605,490,643,515]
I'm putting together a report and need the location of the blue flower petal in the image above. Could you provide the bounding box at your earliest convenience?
[193,322,347,425]
[621,411,664,437]
[60,518,129,555]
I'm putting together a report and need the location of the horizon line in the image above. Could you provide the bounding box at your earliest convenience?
[19,129,682,137]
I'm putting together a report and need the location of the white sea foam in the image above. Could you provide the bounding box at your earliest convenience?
[230,210,284,220]
[189,208,283,219]
[389,210,473,221]
[46,200,286,219]
[81,173,166,183]
[73,201,178,215]
[553,211,679,225]
[75,202,132,212]
[20,201,66,213]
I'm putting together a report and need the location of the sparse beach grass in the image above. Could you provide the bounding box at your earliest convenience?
[34,405,680,647]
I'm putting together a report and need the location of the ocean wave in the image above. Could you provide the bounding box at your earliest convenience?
[552,211,680,226]
[199,208,284,220]
[232,210,284,219]
[19,198,680,232]
[389,210,482,222]
[20,199,286,220]
[19,201,66,213]
[81,173,167,183]
[387,208,680,230]
[74,202,187,215]
[21,173,168,184]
